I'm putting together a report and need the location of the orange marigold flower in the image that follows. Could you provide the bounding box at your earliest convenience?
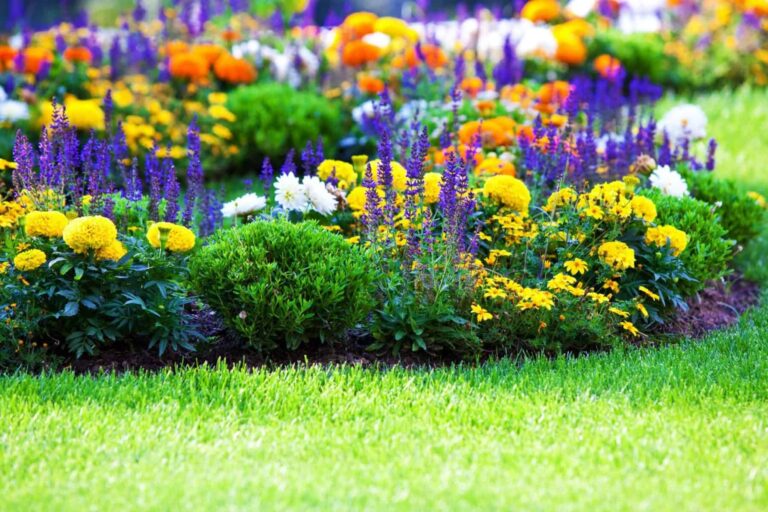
[0,45,17,71]
[357,74,385,94]
[521,0,561,22]
[538,81,571,104]
[594,54,623,79]
[213,54,257,84]
[460,76,484,98]
[342,12,378,40]
[221,29,241,42]
[165,40,190,58]
[169,53,210,81]
[476,158,516,176]
[21,47,53,74]
[192,44,226,65]
[63,46,92,64]
[341,40,381,67]
[458,120,509,148]
[403,44,448,69]
[553,27,587,66]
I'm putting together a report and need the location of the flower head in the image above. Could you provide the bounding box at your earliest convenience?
[147,222,196,253]
[13,249,46,271]
[221,193,267,218]
[649,165,689,198]
[483,175,531,212]
[95,240,128,262]
[658,104,707,143]
[24,211,69,238]
[303,176,338,215]
[63,216,118,253]
[274,172,308,212]
[645,225,688,256]
[597,241,635,271]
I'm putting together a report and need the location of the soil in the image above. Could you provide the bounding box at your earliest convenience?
[64,273,761,375]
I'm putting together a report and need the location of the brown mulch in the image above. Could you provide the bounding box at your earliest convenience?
[657,274,760,339]
[64,273,761,374]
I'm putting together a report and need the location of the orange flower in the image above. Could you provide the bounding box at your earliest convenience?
[594,54,622,79]
[169,53,210,81]
[341,12,378,40]
[192,44,226,65]
[538,81,571,104]
[357,74,385,94]
[21,47,53,74]
[476,158,516,176]
[341,40,381,67]
[214,54,257,84]
[0,45,17,71]
[458,120,509,148]
[521,0,561,22]
[460,76,484,98]
[403,44,448,69]
[63,46,92,64]
[164,40,190,58]
[433,145,484,166]
[221,29,241,42]
[553,26,587,66]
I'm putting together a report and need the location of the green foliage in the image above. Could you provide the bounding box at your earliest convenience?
[641,189,733,296]
[590,30,682,87]
[228,83,345,171]
[683,170,765,247]
[0,236,200,363]
[189,219,374,351]
[369,240,481,355]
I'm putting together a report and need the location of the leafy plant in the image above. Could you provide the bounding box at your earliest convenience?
[189,219,374,351]
[228,83,345,172]
[683,170,765,247]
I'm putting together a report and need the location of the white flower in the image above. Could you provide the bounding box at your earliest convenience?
[362,32,391,49]
[303,176,337,216]
[274,172,308,211]
[565,0,596,18]
[617,0,665,33]
[649,165,690,198]
[657,104,708,144]
[516,22,557,59]
[0,100,30,122]
[221,193,267,218]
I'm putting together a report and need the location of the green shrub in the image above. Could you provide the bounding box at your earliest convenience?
[228,83,345,171]
[641,189,734,296]
[189,219,374,351]
[683,170,765,247]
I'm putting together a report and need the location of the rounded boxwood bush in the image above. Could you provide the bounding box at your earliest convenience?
[189,219,374,351]
[683,170,765,247]
[641,189,734,296]
[227,83,345,171]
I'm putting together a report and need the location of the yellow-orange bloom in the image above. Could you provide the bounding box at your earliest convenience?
[213,54,257,84]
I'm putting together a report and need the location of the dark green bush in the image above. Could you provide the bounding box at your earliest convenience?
[227,83,345,171]
[189,219,374,351]
[682,171,765,247]
[641,189,733,296]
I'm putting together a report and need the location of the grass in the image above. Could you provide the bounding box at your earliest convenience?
[2,87,768,511]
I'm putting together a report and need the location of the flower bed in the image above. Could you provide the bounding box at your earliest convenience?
[0,1,766,370]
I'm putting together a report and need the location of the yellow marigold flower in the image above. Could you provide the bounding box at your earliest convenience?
[317,160,358,186]
[471,303,493,322]
[0,262,9,274]
[597,241,635,271]
[345,236,360,244]
[482,175,531,212]
[636,302,649,318]
[13,249,46,271]
[212,124,232,140]
[517,288,555,311]
[209,104,236,122]
[346,187,367,212]
[484,287,507,300]
[543,187,577,212]
[619,321,640,337]
[587,292,610,304]
[547,272,577,292]
[603,280,620,294]
[585,204,604,220]
[95,240,128,262]
[208,92,228,104]
[63,216,118,253]
[563,258,588,275]
[146,222,196,253]
[423,172,443,204]
[638,286,660,301]
[24,211,69,238]
[0,158,18,170]
[41,98,105,131]
[748,191,767,209]
[368,159,408,191]
[630,196,657,222]
[156,145,187,159]
[645,225,688,256]
[609,307,630,318]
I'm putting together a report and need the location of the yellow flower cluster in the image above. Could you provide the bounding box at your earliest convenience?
[597,241,636,271]
[483,175,531,212]
[317,160,358,189]
[24,211,69,238]
[645,225,688,256]
[546,272,585,297]
[63,216,118,253]
[13,249,47,271]
[147,222,196,253]
[0,201,27,228]
[577,181,632,221]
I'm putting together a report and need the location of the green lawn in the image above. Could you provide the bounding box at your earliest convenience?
[2,88,768,511]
